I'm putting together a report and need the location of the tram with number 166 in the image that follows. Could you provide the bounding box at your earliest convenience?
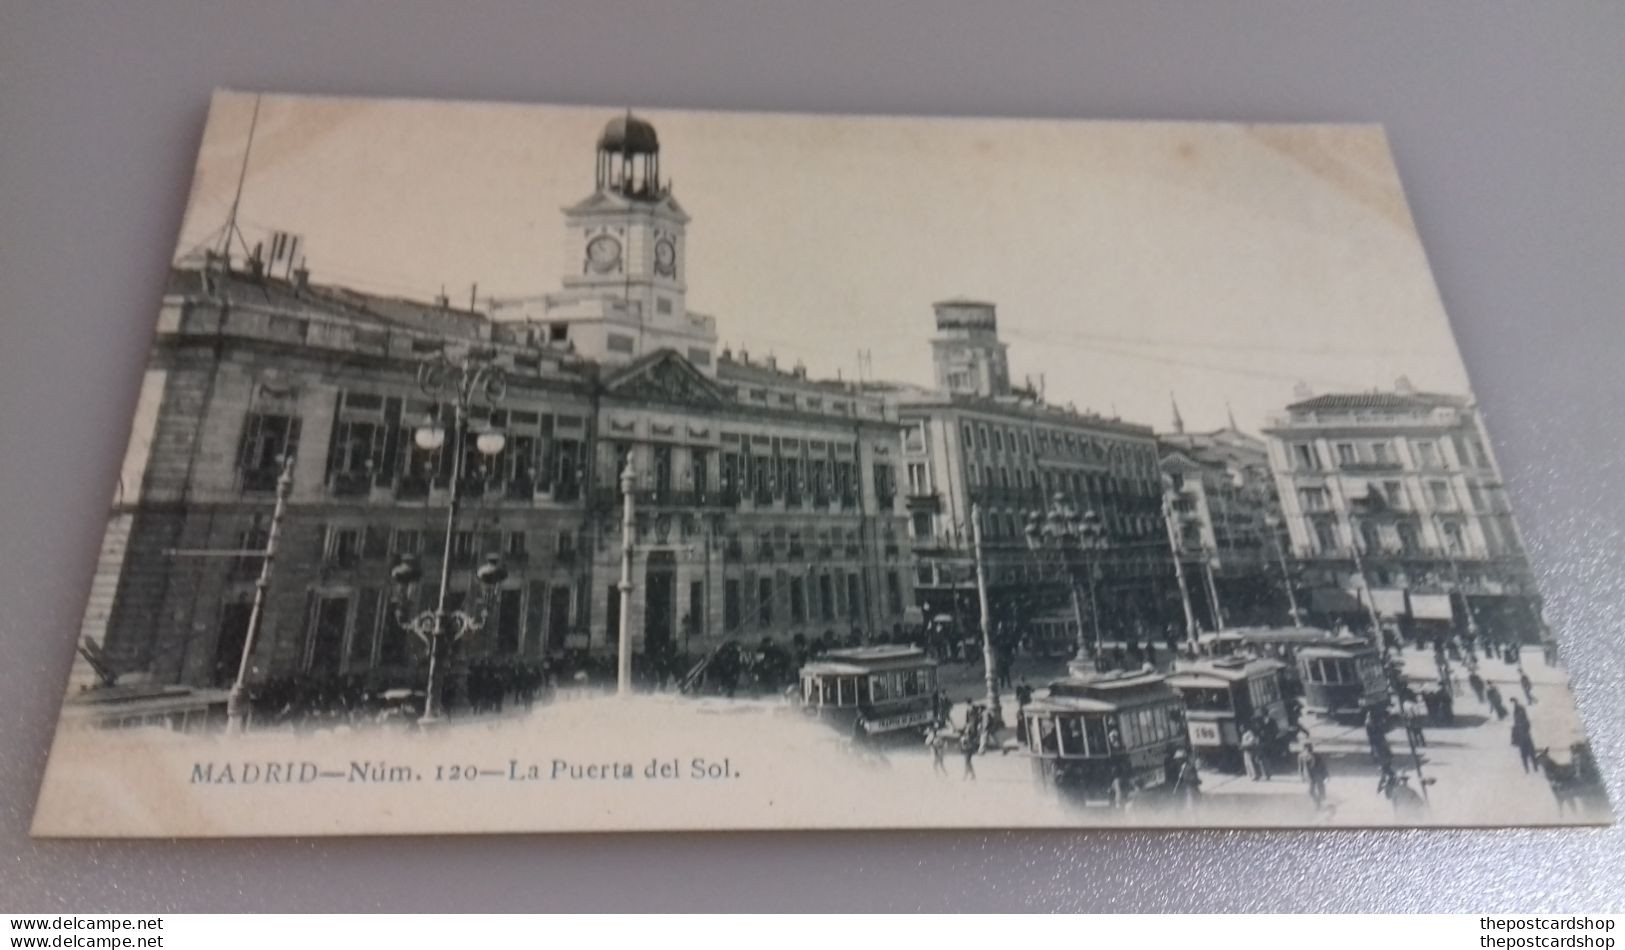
[1020,669,1189,803]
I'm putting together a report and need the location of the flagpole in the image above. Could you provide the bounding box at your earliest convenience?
[219,93,263,261]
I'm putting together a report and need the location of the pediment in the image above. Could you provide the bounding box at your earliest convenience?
[604,349,726,408]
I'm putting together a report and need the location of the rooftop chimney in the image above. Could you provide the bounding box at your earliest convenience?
[292,263,310,292]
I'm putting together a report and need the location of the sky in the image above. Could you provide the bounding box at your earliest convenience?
[173,91,1473,434]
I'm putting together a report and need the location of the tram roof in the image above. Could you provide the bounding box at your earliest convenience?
[1167,656,1286,688]
[1031,669,1176,712]
[801,646,936,675]
[1200,626,1338,646]
[1296,640,1378,659]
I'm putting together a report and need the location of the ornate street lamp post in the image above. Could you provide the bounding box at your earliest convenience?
[390,348,510,724]
[1159,474,1202,647]
[224,454,295,733]
[1263,510,1304,627]
[1025,493,1107,663]
[1345,512,1389,652]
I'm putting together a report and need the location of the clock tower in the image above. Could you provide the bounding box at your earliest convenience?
[490,112,717,373]
[561,113,690,327]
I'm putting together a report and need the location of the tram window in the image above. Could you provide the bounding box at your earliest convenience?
[804,678,816,704]
[902,670,919,696]
[820,678,836,705]
[856,677,871,705]
[1083,716,1108,755]
[1184,687,1230,712]
[1036,717,1059,754]
[870,675,889,703]
[1058,716,1085,756]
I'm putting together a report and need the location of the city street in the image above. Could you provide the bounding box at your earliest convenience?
[886,642,1601,825]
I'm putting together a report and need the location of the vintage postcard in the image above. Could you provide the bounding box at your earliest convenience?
[31,91,1610,836]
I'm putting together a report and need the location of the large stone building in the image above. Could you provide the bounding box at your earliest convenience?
[1158,413,1291,630]
[77,113,913,694]
[871,301,1172,649]
[1262,383,1542,641]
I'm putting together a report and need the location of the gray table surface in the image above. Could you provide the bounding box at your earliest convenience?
[2,0,1622,912]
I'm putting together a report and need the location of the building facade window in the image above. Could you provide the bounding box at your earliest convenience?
[237,410,302,492]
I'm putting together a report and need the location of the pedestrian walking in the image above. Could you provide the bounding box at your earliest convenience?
[1390,774,1426,816]
[1109,762,1132,809]
[1240,727,1266,781]
[1510,700,1537,773]
[1376,760,1398,798]
[1468,669,1486,704]
[1403,700,1427,749]
[980,704,1003,754]
[1364,708,1392,764]
[1298,742,1329,809]
[1485,682,1507,721]
[959,725,978,780]
[925,725,948,776]
[1519,668,1536,705]
[1015,678,1033,709]
[1159,747,1200,810]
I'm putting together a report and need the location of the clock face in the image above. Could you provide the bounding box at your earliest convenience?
[654,238,677,277]
[585,234,622,274]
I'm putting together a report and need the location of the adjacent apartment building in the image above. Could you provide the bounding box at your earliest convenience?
[1158,417,1289,631]
[873,301,1173,648]
[1262,383,1542,642]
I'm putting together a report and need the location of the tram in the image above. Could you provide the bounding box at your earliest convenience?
[1165,656,1292,769]
[798,646,939,737]
[1023,611,1080,659]
[1196,625,1352,697]
[59,684,229,732]
[1019,668,1189,802]
[1296,638,1390,720]
[1197,625,1341,660]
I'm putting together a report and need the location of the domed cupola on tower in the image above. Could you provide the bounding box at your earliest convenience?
[487,111,717,375]
[596,112,664,200]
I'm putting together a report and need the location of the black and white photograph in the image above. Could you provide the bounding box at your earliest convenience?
[28,91,1611,836]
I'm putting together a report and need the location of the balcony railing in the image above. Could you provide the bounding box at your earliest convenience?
[327,471,373,498]
[240,467,282,494]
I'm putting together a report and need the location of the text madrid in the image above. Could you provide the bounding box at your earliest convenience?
[187,757,740,785]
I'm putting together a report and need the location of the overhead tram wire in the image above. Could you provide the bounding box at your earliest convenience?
[1002,328,1373,392]
[1004,325,1401,359]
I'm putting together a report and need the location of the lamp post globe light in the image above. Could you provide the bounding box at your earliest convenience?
[390,348,510,724]
[1024,493,1107,664]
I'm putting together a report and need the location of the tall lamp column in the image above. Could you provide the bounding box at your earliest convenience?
[391,349,510,724]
